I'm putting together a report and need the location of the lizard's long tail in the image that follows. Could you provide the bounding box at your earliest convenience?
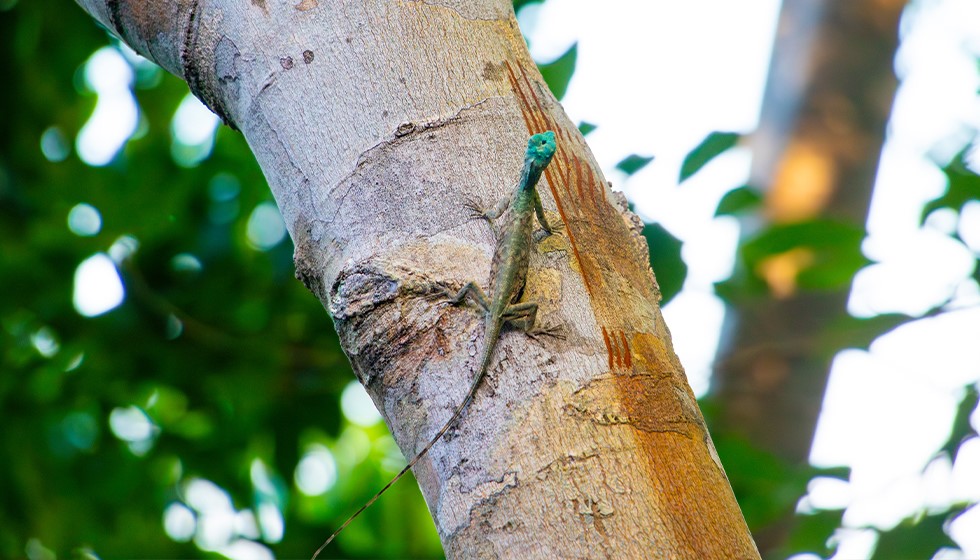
[311,317,503,559]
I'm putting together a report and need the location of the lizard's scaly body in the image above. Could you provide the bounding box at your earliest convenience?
[313,132,558,559]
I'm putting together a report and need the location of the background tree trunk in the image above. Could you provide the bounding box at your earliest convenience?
[74,0,758,556]
[710,0,906,554]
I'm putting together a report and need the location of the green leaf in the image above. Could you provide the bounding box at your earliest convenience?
[870,511,960,560]
[679,131,740,183]
[938,385,980,460]
[578,121,597,136]
[642,222,687,305]
[781,509,846,558]
[710,433,811,530]
[741,220,869,291]
[821,313,911,352]
[616,154,655,176]
[537,42,577,100]
[715,185,762,216]
[513,0,543,11]
[921,149,980,223]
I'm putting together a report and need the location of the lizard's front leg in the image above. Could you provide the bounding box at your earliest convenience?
[465,190,513,224]
[532,190,563,236]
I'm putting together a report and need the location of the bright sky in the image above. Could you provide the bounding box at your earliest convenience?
[67,0,979,558]
[521,0,980,558]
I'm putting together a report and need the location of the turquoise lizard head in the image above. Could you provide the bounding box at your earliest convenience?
[526,131,557,168]
[520,131,557,192]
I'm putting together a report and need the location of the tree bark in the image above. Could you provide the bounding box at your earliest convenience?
[74,0,759,557]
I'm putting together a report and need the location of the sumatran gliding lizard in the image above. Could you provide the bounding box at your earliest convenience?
[312,131,560,558]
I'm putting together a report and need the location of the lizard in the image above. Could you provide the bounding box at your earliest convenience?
[311,130,560,559]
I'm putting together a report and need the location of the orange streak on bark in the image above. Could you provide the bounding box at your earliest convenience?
[559,158,573,200]
[504,62,535,135]
[574,157,586,207]
[517,63,548,133]
[599,333,755,556]
[590,161,602,209]
[505,63,596,297]
[552,130,574,200]
[601,326,614,370]
[619,330,632,368]
[546,161,596,296]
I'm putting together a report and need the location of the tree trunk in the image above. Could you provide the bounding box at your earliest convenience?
[711,0,904,554]
[74,0,758,557]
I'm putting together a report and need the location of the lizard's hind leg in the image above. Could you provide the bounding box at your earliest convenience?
[502,302,538,331]
[504,302,564,339]
[446,282,491,313]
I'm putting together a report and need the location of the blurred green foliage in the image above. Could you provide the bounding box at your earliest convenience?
[577,121,597,136]
[715,185,762,217]
[0,2,441,559]
[924,152,980,287]
[741,220,869,292]
[537,42,577,101]
[641,223,686,305]
[679,131,740,183]
[922,151,980,223]
[695,129,980,559]
[615,154,655,176]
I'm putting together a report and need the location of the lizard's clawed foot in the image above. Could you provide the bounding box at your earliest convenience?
[463,197,488,222]
[422,281,455,302]
[533,221,565,243]
[547,219,565,233]
[527,323,565,340]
